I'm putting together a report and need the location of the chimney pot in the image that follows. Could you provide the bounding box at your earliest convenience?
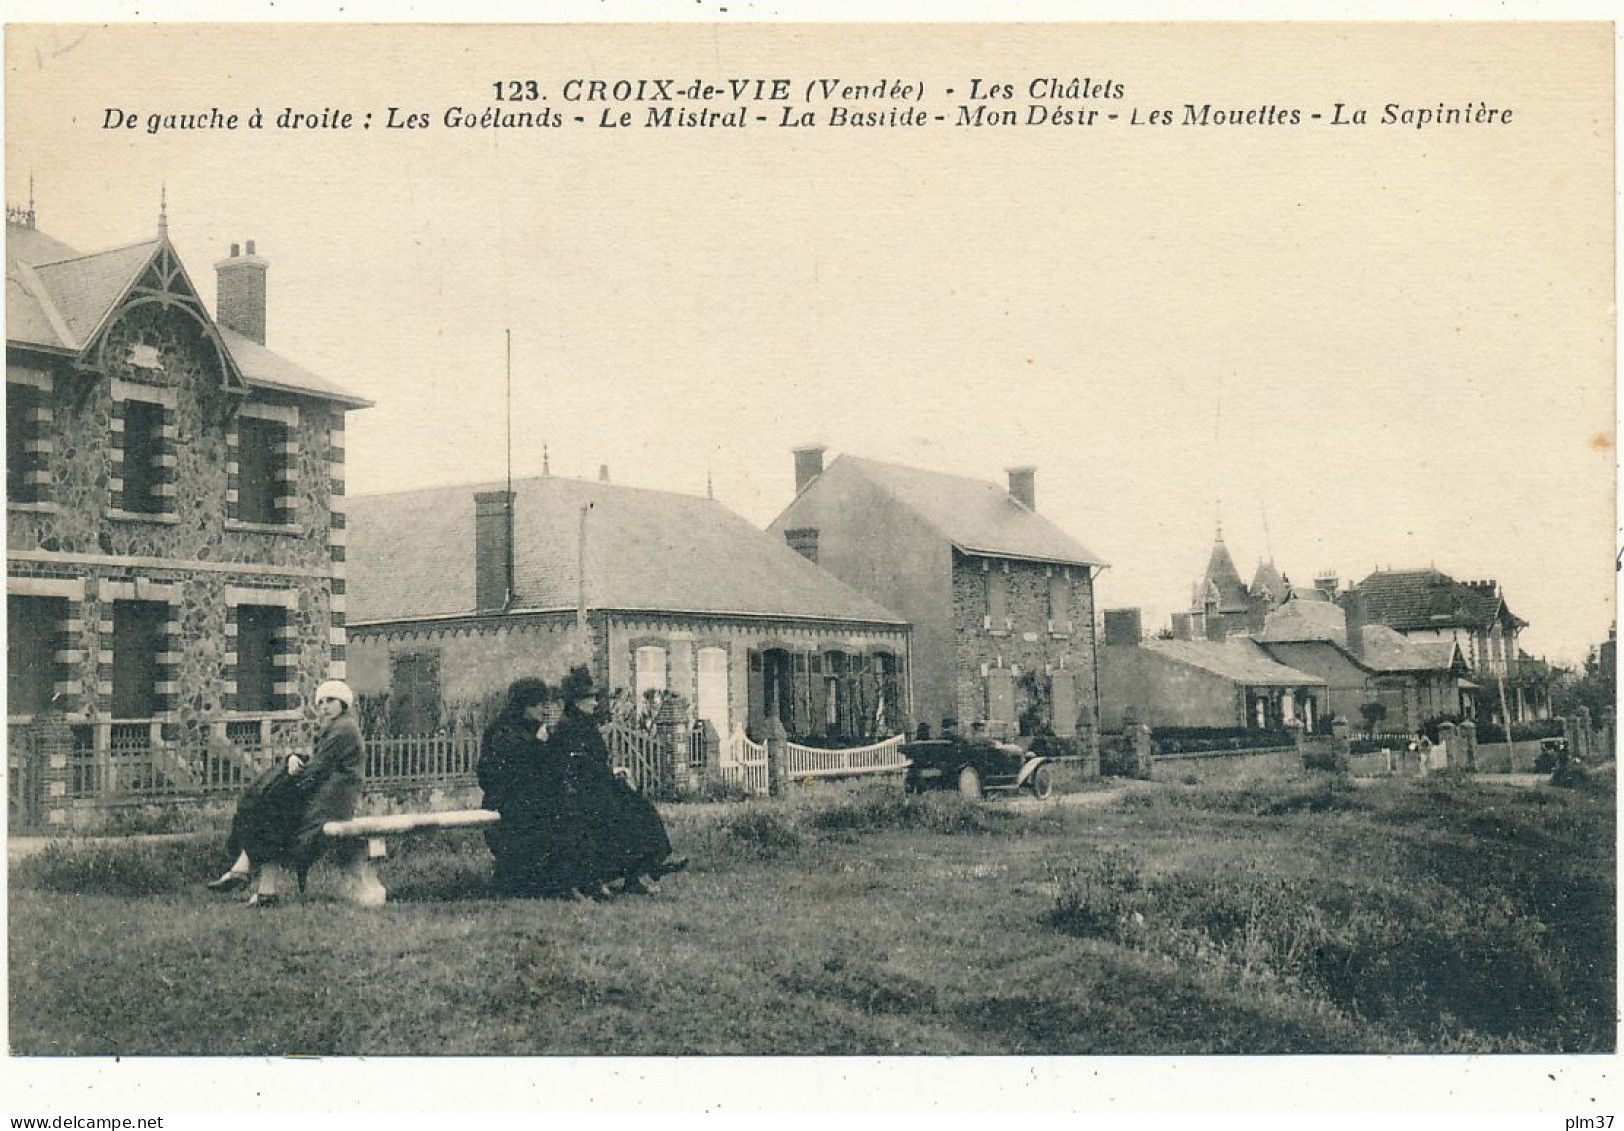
[229,242,240,257]
[245,238,256,256]
[598,465,610,483]
[792,444,826,495]
[1006,466,1036,511]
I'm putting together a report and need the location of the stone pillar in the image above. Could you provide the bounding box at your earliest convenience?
[1576,707,1593,761]
[1326,716,1352,774]
[1437,721,1457,770]
[1562,716,1580,764]
[764,714,789,798]
[1457,720,1477,772]
[1077,706,1101,778]
[35,712,75,828]
[1130,722,1153,778]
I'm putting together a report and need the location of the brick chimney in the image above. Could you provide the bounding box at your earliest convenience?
[1343,589,1367,659]
[474,490,515,611]
[215,239,268,345]
[1006,466,1036,511]
[792,444,826,494]
[1102,608,1142,648]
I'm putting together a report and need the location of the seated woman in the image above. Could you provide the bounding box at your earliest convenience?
[552,666,685,896]
[207,679,365,907]
[478,677,580,897]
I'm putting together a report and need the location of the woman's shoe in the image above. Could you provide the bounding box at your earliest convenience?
[206,870,251,893]
[246,892,281,909]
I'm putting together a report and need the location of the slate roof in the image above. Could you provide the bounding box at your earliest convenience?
[1200,534,1251,613]
[1256,599,1347,645]
[835,456,1105,567]
[6,220,368,407]
[1257,601,1463,673]
[1357,625,1463,673]
[1142,636,1324,687]
[1350,569,1523,633]
[1249,560,1287,606]
[347,475,910,627]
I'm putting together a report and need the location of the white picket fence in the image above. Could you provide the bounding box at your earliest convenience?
[786,734,909,779]
[721,725,769,795]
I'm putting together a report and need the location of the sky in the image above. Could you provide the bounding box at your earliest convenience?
[5,20,1615,664]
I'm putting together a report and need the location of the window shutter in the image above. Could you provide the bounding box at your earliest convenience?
[986,667,1014,724]
[1050,671,1077,736]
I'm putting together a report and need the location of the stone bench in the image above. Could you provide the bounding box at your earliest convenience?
[321,809,500,906]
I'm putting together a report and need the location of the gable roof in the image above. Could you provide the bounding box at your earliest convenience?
[1356,625,1466,674]
[1257,601,1466,674]
[1256,599,1347,645]
[347,475,909,627]
[7,220,369,408]
[832,455,1105,568]
[1350,568,1524,633]
[1142,636,1324,687]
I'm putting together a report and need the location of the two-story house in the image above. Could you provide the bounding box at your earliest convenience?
[1344,568,1553,724]
[7,206,368,806]
[767,448,1106,745]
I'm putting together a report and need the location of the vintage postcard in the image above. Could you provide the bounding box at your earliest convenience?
[3,9,1617,1119]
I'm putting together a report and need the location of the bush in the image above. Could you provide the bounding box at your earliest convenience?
[1152,727,1294,755]
[1301,747,1350,774]
[14,835,218,897]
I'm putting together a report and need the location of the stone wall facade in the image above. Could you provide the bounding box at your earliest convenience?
[347,609,911,743]
[949,551,1098,740]
[7,297,348,744]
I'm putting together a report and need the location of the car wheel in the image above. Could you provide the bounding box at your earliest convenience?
[1028,765,1054,800]
[957,765,983,801]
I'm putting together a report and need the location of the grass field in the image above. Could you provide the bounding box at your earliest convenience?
[9,766,1615,1056]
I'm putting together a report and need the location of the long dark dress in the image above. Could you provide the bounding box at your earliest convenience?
[226,713,364,872]
[478,711,595,895]
[550,707,673,883]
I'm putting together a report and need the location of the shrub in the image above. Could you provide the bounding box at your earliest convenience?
[1047,849,1147,940]
[1152,727,1295,755]
[715,805,803,857]
[1301,747,1349,774]
[13,835,217,897]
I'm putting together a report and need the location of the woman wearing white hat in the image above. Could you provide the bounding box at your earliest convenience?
[207,678,366,907]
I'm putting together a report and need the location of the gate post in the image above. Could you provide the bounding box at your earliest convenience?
[1576,706,1593,761]
[764,714,789,798]
[1130,722,1153,778]
[35,712,76,828]
[1456,720,1477,772]
[1436,720,1457,770]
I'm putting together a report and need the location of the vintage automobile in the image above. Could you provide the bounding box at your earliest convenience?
[901,737,1054,800]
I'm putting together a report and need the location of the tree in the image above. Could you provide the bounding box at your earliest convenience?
[1357,701,1388,737]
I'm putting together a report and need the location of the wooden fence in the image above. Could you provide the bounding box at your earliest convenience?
[9,717,912,826]
[785,734,908,779]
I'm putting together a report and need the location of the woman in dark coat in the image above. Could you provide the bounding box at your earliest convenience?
[552,666,683,896]
[207,679,365,907]
[478,676,586,896]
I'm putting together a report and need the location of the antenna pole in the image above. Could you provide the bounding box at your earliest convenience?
[505,328,512,498]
